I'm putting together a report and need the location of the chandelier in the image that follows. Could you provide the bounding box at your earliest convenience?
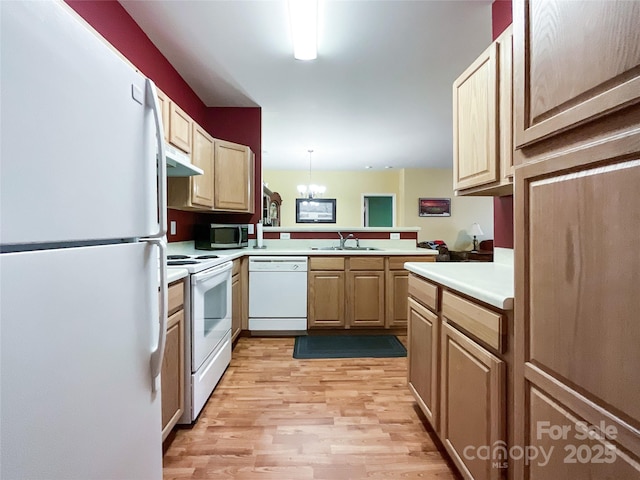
[297,149,326,198]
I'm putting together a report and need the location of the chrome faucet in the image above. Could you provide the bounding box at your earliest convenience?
[338,232,354,249]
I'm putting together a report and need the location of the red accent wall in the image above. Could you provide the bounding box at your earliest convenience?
[65,1,261,243]
[65,0,207,126]
[262,231,417,241]
[204,107,262,227]
[492,0,514,249]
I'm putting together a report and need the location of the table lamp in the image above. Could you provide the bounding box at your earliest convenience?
[469,223,484,252]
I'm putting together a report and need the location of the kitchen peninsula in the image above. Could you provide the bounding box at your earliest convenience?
[404,248,514,479]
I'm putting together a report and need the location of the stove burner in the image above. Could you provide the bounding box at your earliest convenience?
[195,255,219,259]
[168,255,191,260]
[167,260,199,265]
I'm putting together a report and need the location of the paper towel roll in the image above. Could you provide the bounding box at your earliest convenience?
[256,222,263,248]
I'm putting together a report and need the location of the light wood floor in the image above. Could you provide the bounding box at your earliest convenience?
[163,336,459,479]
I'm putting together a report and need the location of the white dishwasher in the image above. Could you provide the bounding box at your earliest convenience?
[249,256,308,331]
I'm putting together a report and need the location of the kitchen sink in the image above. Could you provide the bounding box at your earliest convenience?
[310,246,382,251]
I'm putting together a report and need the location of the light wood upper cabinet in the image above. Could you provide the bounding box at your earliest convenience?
[514,0,640,148]
[213,140,254,213]
[167,123,215,210]
[160,94,254,213]
[453,25,514,196]
[190,124,215,208]
[157,89,170,143]
[168,102,192,154]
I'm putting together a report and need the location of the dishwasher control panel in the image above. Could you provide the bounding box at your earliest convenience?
[248,256,308,272]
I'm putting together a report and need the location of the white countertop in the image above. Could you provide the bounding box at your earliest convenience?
[167,241,438,260]
[167,268,188,284]
[404,250,514,310]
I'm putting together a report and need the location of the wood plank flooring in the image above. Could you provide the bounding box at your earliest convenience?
[163,337,459,479]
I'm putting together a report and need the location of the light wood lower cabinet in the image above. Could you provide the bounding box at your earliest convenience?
[162,280,185,441]
[308,256,434,330]
[440,322,505,480]
[408,297,439,429]
[408,273,513,480]
[386,256,435,328]
[231,259,241,342]
[308,270,346,328]
[346,257,385,327]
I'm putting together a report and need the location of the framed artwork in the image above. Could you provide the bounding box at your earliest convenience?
[296,198,337,223]
[419,198,451,217]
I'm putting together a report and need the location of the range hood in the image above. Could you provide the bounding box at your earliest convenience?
[165,143,203,177]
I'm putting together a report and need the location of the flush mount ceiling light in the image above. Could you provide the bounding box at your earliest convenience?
[297,149,326,198]
[288,0,318,60]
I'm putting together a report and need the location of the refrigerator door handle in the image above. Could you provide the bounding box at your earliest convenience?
[145,78,167,238]
[144,237,167,392]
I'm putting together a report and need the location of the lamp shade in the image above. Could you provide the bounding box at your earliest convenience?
[469,223,484,236]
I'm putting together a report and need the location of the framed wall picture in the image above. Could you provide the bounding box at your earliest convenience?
[296,198,337,223]
[419,198,451,217]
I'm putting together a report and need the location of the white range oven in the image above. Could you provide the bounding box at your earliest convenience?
[167,254,232,423]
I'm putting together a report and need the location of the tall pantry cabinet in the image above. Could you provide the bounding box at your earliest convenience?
[512,1,640,478]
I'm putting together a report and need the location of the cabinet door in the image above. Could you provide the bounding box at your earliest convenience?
[497,26,514,180]
[522,384,640,479]
[168,102,192,153]
[386,270,409,328]
[514,0,640,148]
[214,140,253,212]
[347,270,385,327]
[156,89,169,143]
[515,153,640,477]
[191,124,215,208]
[231,272,241,343]
[161,310,184,441]
[408,298,439,430]
[441,322,505,480]
[453,42,499,191]
[308,271,345,328]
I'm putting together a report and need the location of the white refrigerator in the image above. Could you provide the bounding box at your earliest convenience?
[1,2,167,479]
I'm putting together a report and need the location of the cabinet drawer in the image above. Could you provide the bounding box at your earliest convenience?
[442,290,503,352]
[309,256,344,271]
[232,259,241,276]
[388,256,434,270]
[349,256,384,271]
[168,281,184,315]
[408,274,438,312]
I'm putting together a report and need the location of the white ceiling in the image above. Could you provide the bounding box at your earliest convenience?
[120,0,492,171]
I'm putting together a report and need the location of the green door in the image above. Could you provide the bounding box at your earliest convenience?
[366,196,393,227]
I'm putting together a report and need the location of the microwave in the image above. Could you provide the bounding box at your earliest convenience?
[195,223,249,250]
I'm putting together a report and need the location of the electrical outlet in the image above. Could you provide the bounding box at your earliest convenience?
[248,224,254,235]
[390,233,400,240]
[170,221,176,236]
[280,232,291,240]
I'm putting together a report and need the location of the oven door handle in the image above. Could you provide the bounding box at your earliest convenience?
[192,261,233,283]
